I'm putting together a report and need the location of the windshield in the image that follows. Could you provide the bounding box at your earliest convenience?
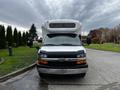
[43,34,81,46]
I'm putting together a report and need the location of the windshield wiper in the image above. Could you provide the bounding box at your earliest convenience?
[43,44,58,46]
[59,44,80,46]
[43,44,81,46]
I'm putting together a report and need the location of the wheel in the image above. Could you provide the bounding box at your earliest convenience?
[80,73,86,78]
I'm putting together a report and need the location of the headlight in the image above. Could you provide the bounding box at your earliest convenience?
[77,54,86,58]
[38,50,47,58]
[77,50,86,58]
[40,54,47,58]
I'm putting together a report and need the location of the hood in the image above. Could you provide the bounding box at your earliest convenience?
[39,46,86,53]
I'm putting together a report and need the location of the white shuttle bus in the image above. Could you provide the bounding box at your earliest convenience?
[36,19,88,77]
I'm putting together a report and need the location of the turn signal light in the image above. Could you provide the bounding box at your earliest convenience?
[36,60,48,65]
[76,59,86,64]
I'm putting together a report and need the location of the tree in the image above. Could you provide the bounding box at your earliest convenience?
[29,24,37,40]
[13,28,19,47]
[6,26,13,46]
[86,36,92,45]
[0,25,2,49]
[25,31,29,41]
[0,25,5,49]
[18,31,22,46]
[0,25,2,48]
[1,25,6,48]
[22,32,26,45]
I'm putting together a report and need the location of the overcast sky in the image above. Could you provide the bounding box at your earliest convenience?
[0,0,120,36]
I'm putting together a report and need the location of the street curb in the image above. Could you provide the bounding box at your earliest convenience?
[0,63,36,82]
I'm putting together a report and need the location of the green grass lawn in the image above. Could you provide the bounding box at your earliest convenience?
[85,43,120,52]
[0,47,37,77]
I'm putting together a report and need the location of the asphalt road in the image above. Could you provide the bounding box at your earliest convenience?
[0,49,120,90]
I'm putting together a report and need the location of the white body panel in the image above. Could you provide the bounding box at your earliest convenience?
[41,19,82,43]
[39,46,86,53]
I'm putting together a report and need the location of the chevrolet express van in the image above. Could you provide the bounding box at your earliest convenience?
[36,19,88,77]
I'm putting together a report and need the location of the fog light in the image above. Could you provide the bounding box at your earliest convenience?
[36,60,48,65]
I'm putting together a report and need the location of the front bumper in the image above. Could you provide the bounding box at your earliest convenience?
[36,57,88,75]
[37,67,88,75]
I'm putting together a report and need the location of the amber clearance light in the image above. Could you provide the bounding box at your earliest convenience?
[76,59,86,64]
[36,60,48,65]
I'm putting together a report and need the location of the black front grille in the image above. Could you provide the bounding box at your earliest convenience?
[47,52,77,58]
[48,61,75,66]
[48,60,76,68]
